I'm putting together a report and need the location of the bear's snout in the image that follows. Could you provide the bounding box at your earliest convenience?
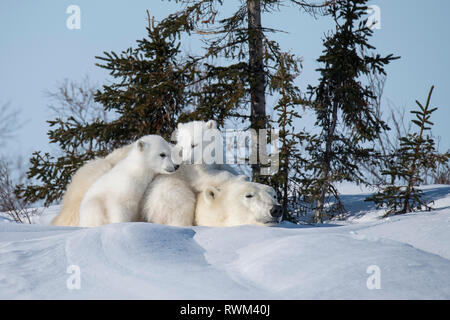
[270,205,282,218]
[165,166,176,173]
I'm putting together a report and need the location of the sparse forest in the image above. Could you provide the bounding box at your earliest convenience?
[6,0,449,223]
[3,0,450,302]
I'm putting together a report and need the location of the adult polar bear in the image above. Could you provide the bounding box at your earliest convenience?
[78,135,177,227]
[195,179,282,226]
[51,120,236,227]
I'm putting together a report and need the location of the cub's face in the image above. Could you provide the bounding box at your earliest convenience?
[174,120,217,164]
[196,180,282,227]
[136,135,178,174]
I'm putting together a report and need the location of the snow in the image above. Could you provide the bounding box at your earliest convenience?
[1,185,450,299]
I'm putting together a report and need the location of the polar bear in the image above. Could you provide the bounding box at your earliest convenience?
[51,143,133,226]
[141,120,240,226]
[51,120,238,227]
[195,179,282,227]
[78,135,177,227]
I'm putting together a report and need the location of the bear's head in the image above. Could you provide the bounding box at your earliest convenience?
[135,135,179,174]
[195,179,282,227]
[174,120,219,164]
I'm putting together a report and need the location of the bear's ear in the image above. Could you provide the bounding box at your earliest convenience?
[203,186,219,204]
[177,122,185,130]
[137,140,147,151]
[170,128,178,143]
[205,120,217,129]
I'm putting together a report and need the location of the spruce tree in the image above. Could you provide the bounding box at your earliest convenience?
[366,86,450,216]
[307,0,399,222]
[162,0,329,180]
[18,1,330,205]
[260,52,316,220]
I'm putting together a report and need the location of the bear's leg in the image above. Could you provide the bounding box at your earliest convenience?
[106,202,137,224]
[78,198,107,227]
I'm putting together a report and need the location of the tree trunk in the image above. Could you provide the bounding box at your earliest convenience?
[281,132,289,220]
[247,0,266,181]
[402,118,425,214]
[314,100,339,223]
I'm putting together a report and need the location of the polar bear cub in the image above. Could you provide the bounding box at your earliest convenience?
[52,120,237,227]
[195,179,282,227]
[173,120,238,192]
[78,135,177,227]
[51,144,133,226]
[141,120,239,226]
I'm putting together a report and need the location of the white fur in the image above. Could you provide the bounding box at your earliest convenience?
[142,174,196,226]
[78,135,176,227]
[195,180,281,227]
[51,144,132,226]
[51,120,241,227]
[141,120,240,226]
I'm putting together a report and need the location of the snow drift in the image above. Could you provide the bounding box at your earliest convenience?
[1,185,449,299]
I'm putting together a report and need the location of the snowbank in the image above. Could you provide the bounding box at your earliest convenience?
[0,185,449,299]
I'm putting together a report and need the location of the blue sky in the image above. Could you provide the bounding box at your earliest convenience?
[1,0,449,158]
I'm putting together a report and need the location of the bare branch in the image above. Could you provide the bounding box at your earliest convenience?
[0,102,25,146]
[0,158,39,224]
[45,75,108,125]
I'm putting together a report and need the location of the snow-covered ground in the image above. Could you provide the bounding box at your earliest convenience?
[1,184,449,299]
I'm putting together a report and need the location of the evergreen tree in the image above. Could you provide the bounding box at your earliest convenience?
[18,1,330,205]
[307,0,399,222]
[162,0,329,180]
[17,20,197,205]
[366,86,450,216]
[260,52,317,220]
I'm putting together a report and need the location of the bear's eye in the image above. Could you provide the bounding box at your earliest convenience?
[245,194,254,198]
[160,153,166,158]
[191,143,199,148]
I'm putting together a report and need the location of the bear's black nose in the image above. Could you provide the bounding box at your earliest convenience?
[270,205,282,218]
[174,164,180,170]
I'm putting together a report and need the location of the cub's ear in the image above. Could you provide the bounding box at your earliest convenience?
[137,140,147,151]
[203,186,219,204]
[177,122,185,130]
[205,120,217,129]
[170,129,178,143]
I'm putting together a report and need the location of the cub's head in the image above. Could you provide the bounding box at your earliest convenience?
[174,120,218,164]
[195,178,282,227]
[135,135,179,174]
